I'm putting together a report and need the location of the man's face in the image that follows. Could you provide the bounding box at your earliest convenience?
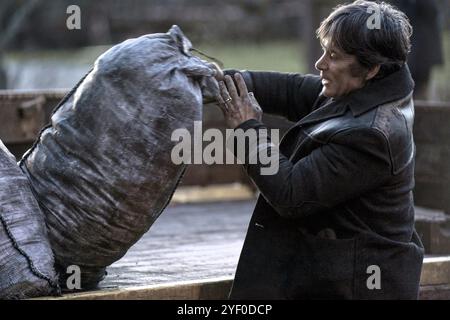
[315,39,367,98]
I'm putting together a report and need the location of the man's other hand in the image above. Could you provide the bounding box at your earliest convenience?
[217,73,262,129]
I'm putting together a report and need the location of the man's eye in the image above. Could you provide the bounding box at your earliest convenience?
[329,52,337,59]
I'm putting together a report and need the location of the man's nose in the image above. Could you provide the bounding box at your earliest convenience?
[315,53,327,72]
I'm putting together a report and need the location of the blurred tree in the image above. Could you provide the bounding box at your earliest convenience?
[388,0,445,100]
[0,0,41,89]
[303,0,341,74]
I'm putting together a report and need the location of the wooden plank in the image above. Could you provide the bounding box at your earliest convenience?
[415,206,450,254]
[172,183,255,204]
[419,285,450,300]
[414,180,450,213]
[420,256,450,286]
[0,89,66,144]
[95,200,254,289]
[181,164,250,187]
[0,89,68,99]
[35,277,233,300]
[415,100,450,108]
[414,145,450,182]
[414,105,450,144]
[35,255,450,300]
[412,103,450,213]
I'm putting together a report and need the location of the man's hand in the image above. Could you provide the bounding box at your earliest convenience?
[217,73,262,129]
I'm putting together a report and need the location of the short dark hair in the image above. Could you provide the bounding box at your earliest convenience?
[317,0,412,79]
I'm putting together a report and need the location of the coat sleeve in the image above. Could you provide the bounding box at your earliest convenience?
[224,70,323,122]
[229,119,393,219]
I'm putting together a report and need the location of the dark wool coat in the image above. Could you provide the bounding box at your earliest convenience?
[226,65,424,300]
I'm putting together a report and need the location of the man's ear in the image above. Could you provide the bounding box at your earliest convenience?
[365,64,381,81]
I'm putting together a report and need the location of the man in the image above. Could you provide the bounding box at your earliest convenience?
[215,0,424,299]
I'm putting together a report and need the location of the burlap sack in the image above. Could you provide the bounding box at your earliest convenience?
[0,139,58,299]
[20,25,218,289]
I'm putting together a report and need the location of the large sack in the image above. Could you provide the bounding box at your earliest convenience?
[0,139,59,299]
[19,25,218,289]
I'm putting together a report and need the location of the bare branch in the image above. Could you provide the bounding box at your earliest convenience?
[0,0,42,52]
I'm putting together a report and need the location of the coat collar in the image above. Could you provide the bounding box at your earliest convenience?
[296,64,414,127]
[297,97,348,126]
[339,63,415,117]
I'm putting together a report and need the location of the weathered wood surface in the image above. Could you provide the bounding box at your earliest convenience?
[40,278,233,300]
[413,102,450,213]
[40,275,450,300]
[0,89,66,157]
[34,197,450,300]
[415,206,450,254]
[97,200,255,290]
[98,199,449,290]
[0,89,66,142]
